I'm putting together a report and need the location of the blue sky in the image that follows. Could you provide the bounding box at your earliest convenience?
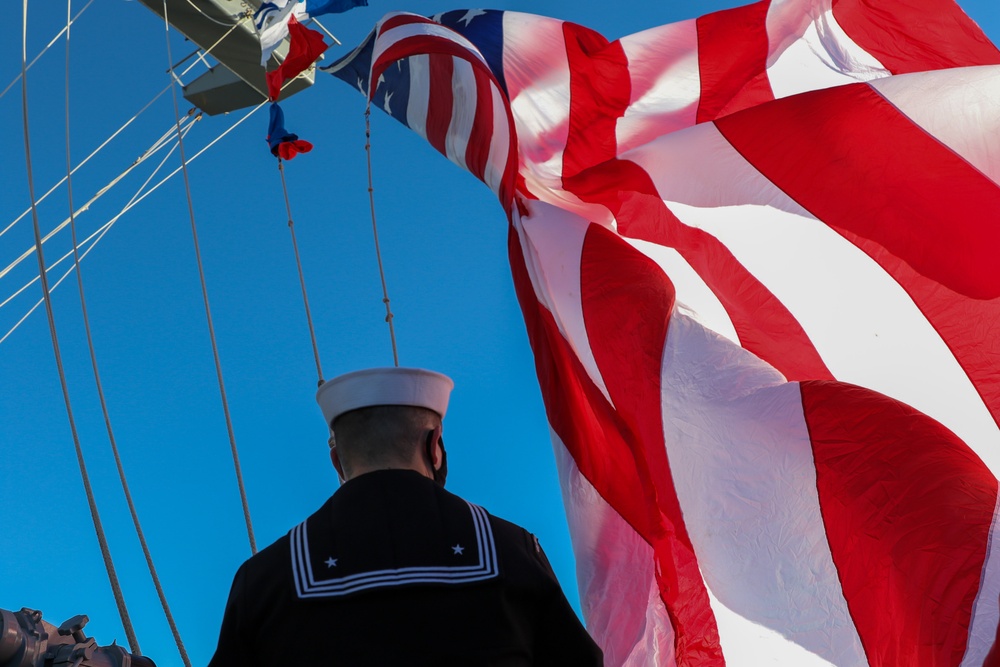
[1,0,997,664]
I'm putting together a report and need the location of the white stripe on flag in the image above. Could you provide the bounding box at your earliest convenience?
[375,19,490,69]
[764,0,890,99]
[483,82,510,197]
[667,194,1000,475]
[621,236,740,346]
[960,501,1000,667]
[616,18,701,156]
[445,58,476,171]
[515,200,613,404]
[406,54,430,141]
[552,432,677,667]
[659,307,868,665]
[708,587,842,667]
[625,122,1000,475]
[869,65,1000,187]
[502,12,572,190]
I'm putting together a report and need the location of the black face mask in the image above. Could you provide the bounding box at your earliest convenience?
[426,431,447,487]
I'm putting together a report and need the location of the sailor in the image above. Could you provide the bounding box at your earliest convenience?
[207,367,603,666]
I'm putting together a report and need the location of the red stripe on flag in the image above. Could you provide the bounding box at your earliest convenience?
[564,160,833,381]
[712,81,1000,429]
[557,26,725,661]
[424,54,454,158]
[558,4,830,382]
[372,36,488,98]
[561,23,631,178]
[831,0,1000,73]
[507,224,722,664]
[371,33,517,212]
[715,82,1000,301]
[378,13,437,35]
[579,223,723,664]
[498,100,518,214]
[695,0,774,123]
[802,380,997,666]
[464,65,493,183]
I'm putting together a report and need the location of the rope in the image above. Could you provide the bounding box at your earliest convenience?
[20,0,141,654]
[161,0,257,554]
[2,215,114,326]
[1,136,180,341]
[3,134,183,343]
[3,100,265,348]
[364,106,400,366]
[0,85,175,244]
[277,159,324,385]
[63,2,191,665]
[2,114,196,284]
[3,3,246,249]
[0,0,93,102]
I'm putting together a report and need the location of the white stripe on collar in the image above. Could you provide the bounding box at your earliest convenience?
[291,501,499,598]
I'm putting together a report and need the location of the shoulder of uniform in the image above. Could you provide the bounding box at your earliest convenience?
[239,496,335,580]
[239,531,292,577]
[485,514,559,580]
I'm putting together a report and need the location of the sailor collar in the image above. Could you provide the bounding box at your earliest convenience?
[290,470,500,599]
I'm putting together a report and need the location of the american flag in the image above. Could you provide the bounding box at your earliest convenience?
[327,2,1000,664]
[326,10,516,206]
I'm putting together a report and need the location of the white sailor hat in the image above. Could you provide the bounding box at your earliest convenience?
[316,367,455,427]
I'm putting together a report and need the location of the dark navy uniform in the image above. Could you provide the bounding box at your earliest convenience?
[208,469,603,666]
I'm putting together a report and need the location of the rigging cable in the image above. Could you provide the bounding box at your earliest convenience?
[1,118,196,322]
[4,4,249,251]
[161,0,258,554]
[0,85,177,244]
[3,8,251,254]
[277,158,325,385]
[175,11,250,81]
[307,17,341,46]
[0,0,94,102]
[1,101,263,346]
[364,104,400,367]
[3,127,191,316]
[19,0,141,654]
[1,113,197,280]
[62,2,192,665]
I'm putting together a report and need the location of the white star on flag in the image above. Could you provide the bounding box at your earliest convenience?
[457,9,487,27]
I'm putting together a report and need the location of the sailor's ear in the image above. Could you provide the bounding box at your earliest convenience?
[430,425,444,470]
[330,444,346,481]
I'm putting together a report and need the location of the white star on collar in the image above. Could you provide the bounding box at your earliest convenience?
[451,544,465,555]
[325,556,338,568]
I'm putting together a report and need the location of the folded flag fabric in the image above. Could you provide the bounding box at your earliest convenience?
[266,103,313,159]
[255,0,362,68]
[327,3,1000,665]
[266,15,328,101]
[254,0,307,66]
